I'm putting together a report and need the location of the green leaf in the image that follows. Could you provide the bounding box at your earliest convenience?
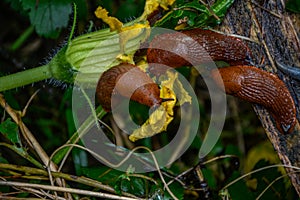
[22,0,72,38]
[226,171,254,200]
[165,181,184,200]
[154,0,234,29]
[286,0,300,13]
[251,160,287,199]
[0,118,20,145]
[81,166,123,184]
[113,173,150,197]
[117,176,146,196]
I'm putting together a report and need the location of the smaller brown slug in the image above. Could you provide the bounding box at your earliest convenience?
[147,29,252,75]
[210,65,297,134]
[96,63,162,111]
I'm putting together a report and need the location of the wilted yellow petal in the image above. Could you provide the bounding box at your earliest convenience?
[129,70,192,142]
[136,58,149,72]
[94,7,123,32]
[141,0,176,20]
[94,7,150,64]
[129,105,167,142]
[175,23,187,30]
[161,71,192,106]
[158,0,176,10]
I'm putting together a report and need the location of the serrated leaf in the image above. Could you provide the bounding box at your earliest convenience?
[0,118,20,145]
[22,0,72,38]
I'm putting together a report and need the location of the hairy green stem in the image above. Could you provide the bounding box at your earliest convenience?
[0,64,52,92]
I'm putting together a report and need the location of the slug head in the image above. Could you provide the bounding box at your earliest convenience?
[96,63,162,111]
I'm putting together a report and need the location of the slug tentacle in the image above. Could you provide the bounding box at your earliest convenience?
[211,66,297,134]
[147,29,252,75]
[96,63,161,111]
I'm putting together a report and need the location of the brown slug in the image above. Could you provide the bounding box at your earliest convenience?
[96,63,162,111]
[147,29,252,75]
[211,65,297,134]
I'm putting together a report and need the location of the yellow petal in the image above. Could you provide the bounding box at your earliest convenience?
[94,7,150,64]
[141,0,176,19]
[129,70,192,142]
[158,0,176,10]
[161,71,192,106]
[129,105,167,142]
[94,7,123,32]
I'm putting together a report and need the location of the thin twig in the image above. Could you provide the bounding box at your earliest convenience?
[0,94,57,172]
[256,172,295,200]
[0,181,142,200]
[0,163,139,199]
[21,89,40,117]
[251,0,281,18]
[222,164,300,190]
[0,94,66,198]
[51,144,179,200]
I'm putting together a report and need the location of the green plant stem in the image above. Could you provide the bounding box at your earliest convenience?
[10,26,35,51]
[52,106,106,165]
[0,142,44,169]
[0,64,52,92]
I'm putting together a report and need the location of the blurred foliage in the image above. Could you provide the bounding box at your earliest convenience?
[286,0,300,13]
[0,0,298,199]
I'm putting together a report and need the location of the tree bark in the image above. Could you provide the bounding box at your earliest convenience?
[219,0,300,196]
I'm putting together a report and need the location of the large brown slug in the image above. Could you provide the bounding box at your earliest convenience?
[211,65,297,134]
[147,29,252,75]
[96,63,161,111]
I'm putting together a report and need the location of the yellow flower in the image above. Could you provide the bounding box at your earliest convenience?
[93,1,191,142]
[129,71,192,142]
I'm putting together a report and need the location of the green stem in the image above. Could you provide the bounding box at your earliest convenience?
[0,142,44,169]
[10,26,35,51]
[0,64,53,92]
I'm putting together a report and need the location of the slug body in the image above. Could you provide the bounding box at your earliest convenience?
[211,65,297,134]
[147,29,252,74]
[96,63,161,111]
